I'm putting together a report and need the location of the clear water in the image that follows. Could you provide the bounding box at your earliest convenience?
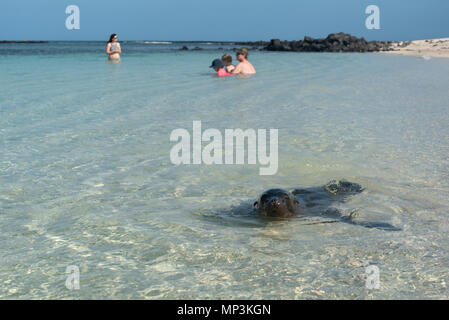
[1,42,448,299]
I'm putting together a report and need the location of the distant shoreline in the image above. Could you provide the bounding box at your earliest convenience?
[2,37,448,58]
[0,40,48,44]
[383,38,449,58]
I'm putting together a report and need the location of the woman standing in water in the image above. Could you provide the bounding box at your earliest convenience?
[106,34,121,62]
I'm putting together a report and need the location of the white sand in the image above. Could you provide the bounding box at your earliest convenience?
[385,38,449,58]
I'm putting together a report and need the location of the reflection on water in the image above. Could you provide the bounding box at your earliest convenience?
[0,45,449,299]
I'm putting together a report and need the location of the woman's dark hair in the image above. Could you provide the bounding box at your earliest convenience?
[108,34,117,43]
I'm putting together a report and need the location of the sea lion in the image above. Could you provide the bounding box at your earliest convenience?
[205,180,400,231]
[254,180,364,219]
[254,189,299,218]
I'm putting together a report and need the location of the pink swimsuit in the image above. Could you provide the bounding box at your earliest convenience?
[217,68,233,77]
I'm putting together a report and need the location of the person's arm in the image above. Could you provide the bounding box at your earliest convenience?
[106,43,112,54]
[231,63,241,74]
[115,43,122,54]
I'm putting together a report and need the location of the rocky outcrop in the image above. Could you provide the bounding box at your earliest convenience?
[238,33,395,53]
[179,46,205,51]
[235,40,268,47]
[266,33,393,52]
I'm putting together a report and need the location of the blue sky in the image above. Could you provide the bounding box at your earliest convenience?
[1,0,448,41]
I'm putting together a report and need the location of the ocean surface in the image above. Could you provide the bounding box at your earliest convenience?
[1,41,448,299]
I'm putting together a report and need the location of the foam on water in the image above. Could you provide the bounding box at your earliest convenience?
[0,42,449,299]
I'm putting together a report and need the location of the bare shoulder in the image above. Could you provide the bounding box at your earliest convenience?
[248,61,256,73]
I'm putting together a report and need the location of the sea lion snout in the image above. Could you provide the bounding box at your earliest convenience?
[263,198,284,215]
[267,197,282,208]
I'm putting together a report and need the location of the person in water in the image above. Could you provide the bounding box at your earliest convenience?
[210,59,233,77]
[221,54,235,73]
[106,34,121,62]
[232,48,256,75]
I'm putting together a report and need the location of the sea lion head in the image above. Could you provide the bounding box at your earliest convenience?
[254,189,299,218]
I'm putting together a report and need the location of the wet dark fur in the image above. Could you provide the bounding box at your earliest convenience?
[254,189,299,218]
[253,180,401,231]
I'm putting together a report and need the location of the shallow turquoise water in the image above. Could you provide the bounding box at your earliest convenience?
[1,43,449,299]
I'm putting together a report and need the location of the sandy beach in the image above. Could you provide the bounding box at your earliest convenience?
[386,38,449,58]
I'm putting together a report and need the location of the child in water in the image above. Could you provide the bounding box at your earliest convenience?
[210,59,233,77]
[221,54,235,73]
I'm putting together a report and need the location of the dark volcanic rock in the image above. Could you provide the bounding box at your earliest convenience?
[304,36,313,43]
[267,39,292,51]
[234,40,269,47]
[264,32,393,53]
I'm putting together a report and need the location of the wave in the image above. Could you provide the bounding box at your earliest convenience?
[139,41,173,45]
